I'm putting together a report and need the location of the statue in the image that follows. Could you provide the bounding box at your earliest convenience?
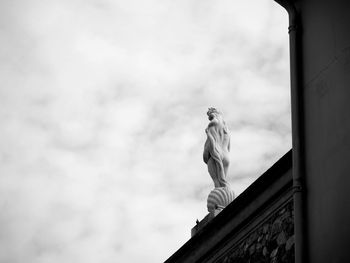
[203,108,231,188]
[204,108,235,213]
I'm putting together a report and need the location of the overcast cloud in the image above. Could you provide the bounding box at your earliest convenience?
[0,0,290,262]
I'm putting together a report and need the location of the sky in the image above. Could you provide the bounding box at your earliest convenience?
[0,0,291,262]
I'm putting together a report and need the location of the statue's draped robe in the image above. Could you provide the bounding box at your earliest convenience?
[206,122,229,188]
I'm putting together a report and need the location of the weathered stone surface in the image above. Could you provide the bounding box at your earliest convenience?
[277,231,287,245]
[263,224,269,233]
[249,244,256,255]
[270,247,279,258]
[216,201,294,263]
[285,235,295,251]
[271,218,282,236]
[256,243,262,252]
[262,246,268,256]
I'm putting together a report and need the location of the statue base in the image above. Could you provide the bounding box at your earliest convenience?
[191,187,234,237]
[207,186,235,213]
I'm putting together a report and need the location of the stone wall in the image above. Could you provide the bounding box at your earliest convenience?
[218,200,294,263]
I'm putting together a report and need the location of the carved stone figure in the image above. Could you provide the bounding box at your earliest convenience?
[203,108,235,213]
[203,107,231,188]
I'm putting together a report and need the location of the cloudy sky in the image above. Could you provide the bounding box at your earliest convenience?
[0,0,291,262]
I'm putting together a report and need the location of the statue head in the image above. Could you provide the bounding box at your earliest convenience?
[207,107,223,122]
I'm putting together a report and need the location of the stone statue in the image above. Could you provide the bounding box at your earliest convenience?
[203,108,231,188]
[203,108,235,213]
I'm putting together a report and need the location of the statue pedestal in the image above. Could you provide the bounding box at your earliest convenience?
[207,186,235,213]
[191,187,235,237]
